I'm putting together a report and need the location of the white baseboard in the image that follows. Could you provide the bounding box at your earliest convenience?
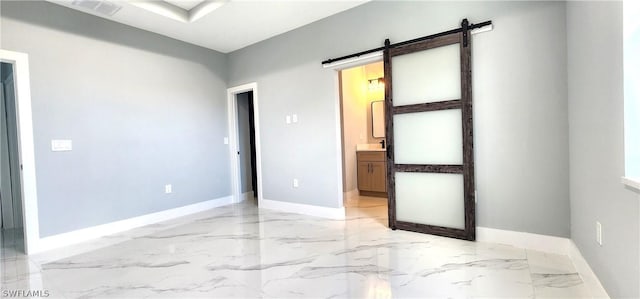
[260,198,345,220]
[32,196,233,254]
[476,226,570,255]
[477,227,608,298]
[568,241,610,298]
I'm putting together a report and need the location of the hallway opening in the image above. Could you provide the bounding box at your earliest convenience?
[0,61,25,257]
[227,83,263,206]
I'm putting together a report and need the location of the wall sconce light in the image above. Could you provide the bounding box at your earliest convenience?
[368,77,384,90]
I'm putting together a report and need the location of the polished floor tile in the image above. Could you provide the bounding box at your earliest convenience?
[1,196,594,298]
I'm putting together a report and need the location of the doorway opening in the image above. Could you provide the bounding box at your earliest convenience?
[338,61,388,225]
[227,83,262,206]
[236,91,258,203]
[0,61,25,256]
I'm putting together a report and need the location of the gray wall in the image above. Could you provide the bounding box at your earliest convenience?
[236,92,253,193]
[0,1,230,237]
[228,1,571,237]
[567,2,640,297]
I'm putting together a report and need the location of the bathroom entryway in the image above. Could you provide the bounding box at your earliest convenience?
[338,61,388,226]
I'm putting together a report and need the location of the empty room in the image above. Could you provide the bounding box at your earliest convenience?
[1,0,639,298]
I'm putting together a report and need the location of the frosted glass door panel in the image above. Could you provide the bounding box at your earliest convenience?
[392,44,461,106]
[394,109,462,164]
[395,172,465,229]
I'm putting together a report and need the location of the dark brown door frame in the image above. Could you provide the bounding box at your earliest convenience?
[384,19,476,241]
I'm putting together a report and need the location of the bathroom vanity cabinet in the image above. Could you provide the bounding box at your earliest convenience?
[357,151,387,197]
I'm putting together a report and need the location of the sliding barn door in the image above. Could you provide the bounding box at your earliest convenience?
[385,24,475,240]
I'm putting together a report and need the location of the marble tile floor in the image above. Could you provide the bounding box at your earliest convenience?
[1,196,594,298]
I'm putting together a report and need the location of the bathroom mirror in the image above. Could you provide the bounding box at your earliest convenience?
[372,100,385,138]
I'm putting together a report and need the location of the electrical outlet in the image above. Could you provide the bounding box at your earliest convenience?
[293,179,299,188]
[596,221,602,245]
[223,137,229,144]
[165,184,172,194]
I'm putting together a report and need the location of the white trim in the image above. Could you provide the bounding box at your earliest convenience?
[332,71,345,208]
[226,83,263,206]
[568,241,610,298]
[476,226,570,255]
[471,23,494,35]
[0,49,39,255]
[32,196,233,254]
[130,0,225,23]
[621,176,640,191]
[226,88,241,204]
[322,51,383,70]
[477,227,609,297]
[260,198,345,220]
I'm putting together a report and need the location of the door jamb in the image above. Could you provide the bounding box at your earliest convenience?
[227,83,263,205]
[0,49,40,254]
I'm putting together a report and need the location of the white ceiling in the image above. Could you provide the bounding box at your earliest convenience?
[47,0,368,53]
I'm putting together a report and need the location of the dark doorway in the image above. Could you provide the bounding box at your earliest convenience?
[236,91,258,201]
[0,61,25,254]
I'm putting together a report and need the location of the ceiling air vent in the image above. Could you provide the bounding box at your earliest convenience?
[71,0,122,16]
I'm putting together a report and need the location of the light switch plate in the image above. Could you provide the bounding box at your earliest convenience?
[292,114,298,123]
[286,115,291,124]
[224,137,229,144]
[51,139,72,151]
